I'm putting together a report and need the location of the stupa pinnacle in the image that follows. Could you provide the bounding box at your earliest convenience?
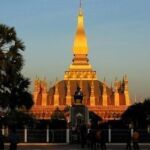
[64,4,97,80]
[73,5,88,55]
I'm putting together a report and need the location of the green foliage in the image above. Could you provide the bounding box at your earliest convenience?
[3,110,34,128]
[0,24,33,112]
[63,105,70,113]
[121,98,150,128]
[50,105,70,129]
[50,119,67,129]
[50,107,67,129]
[51,107,66,120]
[89,111,102,129]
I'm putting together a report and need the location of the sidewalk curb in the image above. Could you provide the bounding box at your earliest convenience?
[4,143,150,146]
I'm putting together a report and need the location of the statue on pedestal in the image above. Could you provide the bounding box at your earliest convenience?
[74,87,83,104]
[70,86,89,131]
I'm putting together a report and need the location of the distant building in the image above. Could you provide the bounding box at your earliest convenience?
[31,5,131,121]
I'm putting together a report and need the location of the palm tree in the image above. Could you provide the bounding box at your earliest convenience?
[0,24,33,119]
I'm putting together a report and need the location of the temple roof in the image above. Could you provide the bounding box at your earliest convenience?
[35,80,126,106]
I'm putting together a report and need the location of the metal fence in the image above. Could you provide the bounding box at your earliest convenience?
[1,128,150,143]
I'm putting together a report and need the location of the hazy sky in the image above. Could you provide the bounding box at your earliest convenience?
[0,0,150,102]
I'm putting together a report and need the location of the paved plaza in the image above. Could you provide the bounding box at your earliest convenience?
[4,143,150,150]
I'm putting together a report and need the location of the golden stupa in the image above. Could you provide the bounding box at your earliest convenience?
[31,5,131,120]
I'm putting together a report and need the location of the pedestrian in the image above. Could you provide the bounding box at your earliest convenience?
[95,129,101,149]
[125,129,131,150]
[9,128,19,150]
[100,129,107,150]
[132,129,140,150]
[87,129,96,150]
[0,130,4,150]
[80,123,87,148]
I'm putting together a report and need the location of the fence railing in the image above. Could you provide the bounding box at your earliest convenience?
[1,127,150,143]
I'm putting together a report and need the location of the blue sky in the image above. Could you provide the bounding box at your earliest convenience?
[0,0,150,102]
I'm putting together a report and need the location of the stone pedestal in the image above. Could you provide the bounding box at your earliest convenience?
[70,104,89,127]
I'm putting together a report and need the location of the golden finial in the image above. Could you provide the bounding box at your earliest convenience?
[124,74,128,81]
[79,0,83,13]
[103,77,106,83]
[80,0,82,8]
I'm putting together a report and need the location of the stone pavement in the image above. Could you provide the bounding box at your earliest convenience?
[4,143,150,150]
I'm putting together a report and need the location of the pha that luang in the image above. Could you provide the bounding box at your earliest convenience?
[32,5,131,121]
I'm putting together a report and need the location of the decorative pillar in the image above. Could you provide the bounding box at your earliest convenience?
[66,129,70,143]
[54,80,59,106]
[41,79,48,106]
[102,78,108,106]
[24,125,27,143]
[108,125,111,143]
[114,79,119,106]
[79,78,83,90]
[33,78,40,105]
[46,125,49,143]
[66,79,72,106]
[90,79,95,106]
[124,75,131,106]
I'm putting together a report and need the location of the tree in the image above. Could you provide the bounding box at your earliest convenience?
[89,111,102,129]
[0,24,33,119]
[50,107,67,129]
[121,98,150,128]
[51,107,66,120]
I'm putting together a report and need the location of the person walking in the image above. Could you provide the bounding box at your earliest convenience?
[100,129,107,150]
[0,130,4,150]
[126,129,131,150]
[132,129,140,150]
[89,129,96,150]
[9,128,19,150]
[80,123,87,148]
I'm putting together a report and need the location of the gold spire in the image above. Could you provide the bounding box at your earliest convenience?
[64,2,97,81]
[73,5,88,55]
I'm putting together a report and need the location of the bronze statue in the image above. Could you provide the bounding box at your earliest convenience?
[74,87,83,104]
